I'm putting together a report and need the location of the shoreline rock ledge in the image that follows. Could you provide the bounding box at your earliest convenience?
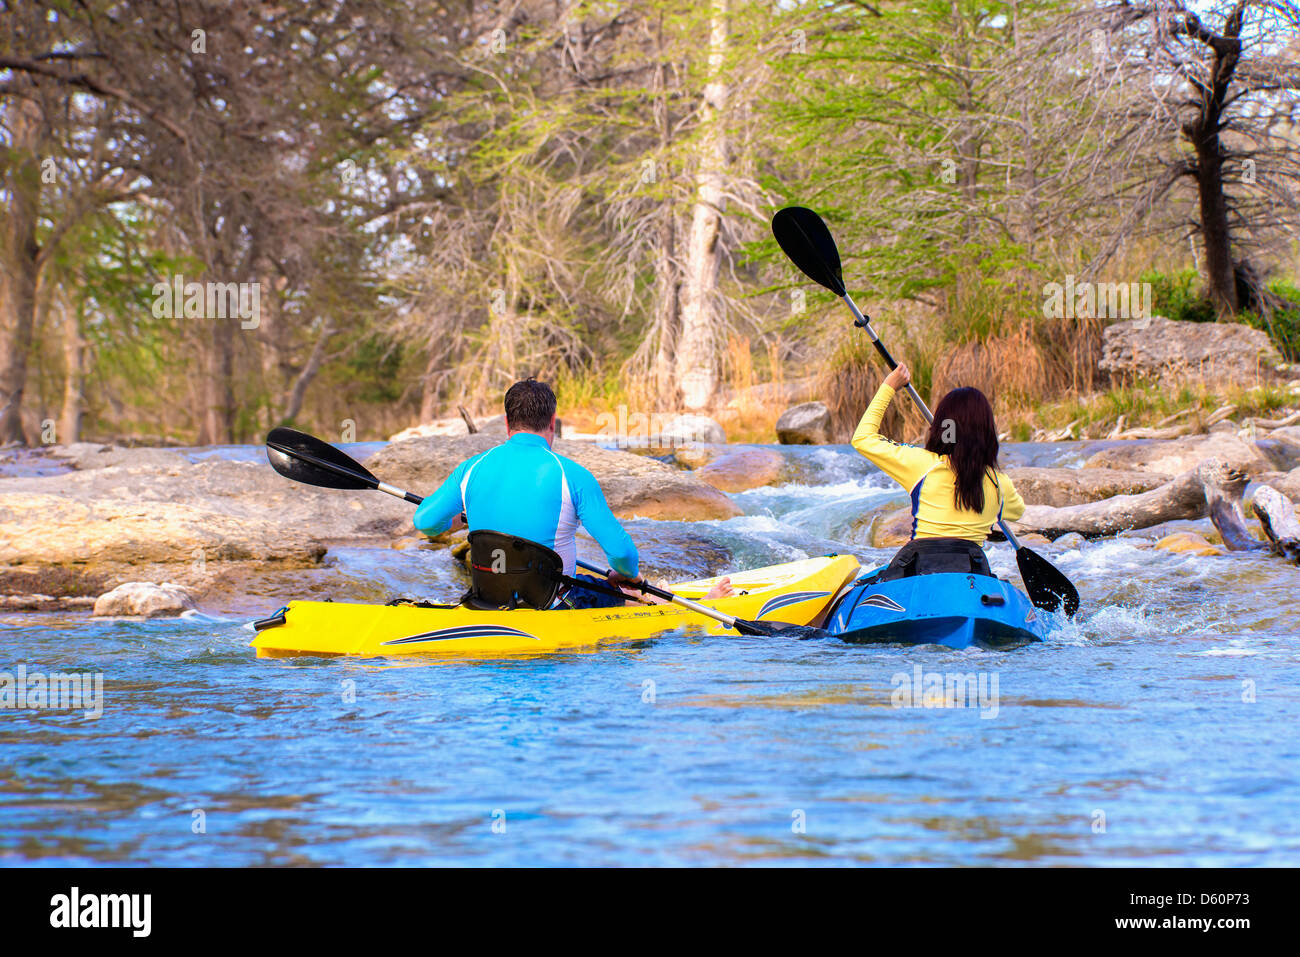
[0,436,740,610]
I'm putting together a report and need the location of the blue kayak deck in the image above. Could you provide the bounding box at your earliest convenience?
[826,572,1047,649]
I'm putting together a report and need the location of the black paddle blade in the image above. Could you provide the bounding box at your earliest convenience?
[1016,546,1081,617]
[265,427,378,491]
[732,618,830,640]
[771,206,846,296]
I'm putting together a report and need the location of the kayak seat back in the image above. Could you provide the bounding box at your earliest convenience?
[465,530,564,610]
[858,537,992,586]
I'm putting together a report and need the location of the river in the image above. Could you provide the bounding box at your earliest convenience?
[2,441,1297,865]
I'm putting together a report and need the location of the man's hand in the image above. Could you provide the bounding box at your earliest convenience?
[884,364,911,390]
[606,569,645,588]
[449,512,467,532]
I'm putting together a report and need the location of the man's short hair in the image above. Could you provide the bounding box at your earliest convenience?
[504,378,557,433]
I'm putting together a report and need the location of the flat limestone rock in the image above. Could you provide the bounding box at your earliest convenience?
[49,442,192,471]
[1007,467,1167,507]
[367,434,742,521]
[1084,433,1272,477]
[1256,426,1300,473]
[0,456,402,568]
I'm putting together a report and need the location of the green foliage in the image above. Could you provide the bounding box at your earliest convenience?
[343,336,406,405]
[1139,269,1216,324]
[1244,280,1300,362]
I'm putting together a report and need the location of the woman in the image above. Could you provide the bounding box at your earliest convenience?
[851,364,1026,581]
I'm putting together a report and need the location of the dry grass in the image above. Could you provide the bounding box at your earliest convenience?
[816,331,925,443]
[931,327,1051,416]
[716,336,792,442]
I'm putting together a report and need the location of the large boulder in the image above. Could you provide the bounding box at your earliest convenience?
[1099,315,1290,387]
[1256,425,1300,473]
[1006,467,1169,507]
[93,581,195,617]
[1083,433,1273,477]
[776,401,833,445]
[367,434,741,521]
[719,377,819,413]
[655,414,727,446]
[1273,466,1300,504]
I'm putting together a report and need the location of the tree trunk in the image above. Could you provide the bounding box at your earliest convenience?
[1193,131,1238,315]
[278,318,337,424]
[1254,486,1300,562]
[1186,17,1243,316]
[419,350,442,423]
[198,319,235,445]
[58,301,85,444]
[674,0,729,411]
[0,98,43,445]
[1012,460,1244,539]
[652,203,679,402]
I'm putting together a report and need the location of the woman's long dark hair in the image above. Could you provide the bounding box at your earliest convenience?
[924,387,1000,513]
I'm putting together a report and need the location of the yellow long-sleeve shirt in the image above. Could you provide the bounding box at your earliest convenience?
[851,384,1025,542]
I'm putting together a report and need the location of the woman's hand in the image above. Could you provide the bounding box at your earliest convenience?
[884,364,911,390]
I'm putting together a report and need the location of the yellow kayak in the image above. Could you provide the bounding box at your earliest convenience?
[250,555,859,658]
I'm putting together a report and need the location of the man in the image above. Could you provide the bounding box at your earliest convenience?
[413,378,643,608]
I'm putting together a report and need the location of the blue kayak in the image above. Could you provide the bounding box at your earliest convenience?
[825,572,1048,649]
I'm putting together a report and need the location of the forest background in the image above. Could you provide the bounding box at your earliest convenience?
[2,0,1298,448]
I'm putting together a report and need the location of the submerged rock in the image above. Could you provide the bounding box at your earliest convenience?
[92,581,196,617]
[672,445,786,492]
[1155,532,1225,557]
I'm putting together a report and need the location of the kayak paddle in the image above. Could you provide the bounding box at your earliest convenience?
[572,559,828,639]
[771,205,1081,617]
[264,427,831,638]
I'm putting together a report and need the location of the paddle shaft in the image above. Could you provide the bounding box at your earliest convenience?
[840,292,1025,551]
[575,559,741,630]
